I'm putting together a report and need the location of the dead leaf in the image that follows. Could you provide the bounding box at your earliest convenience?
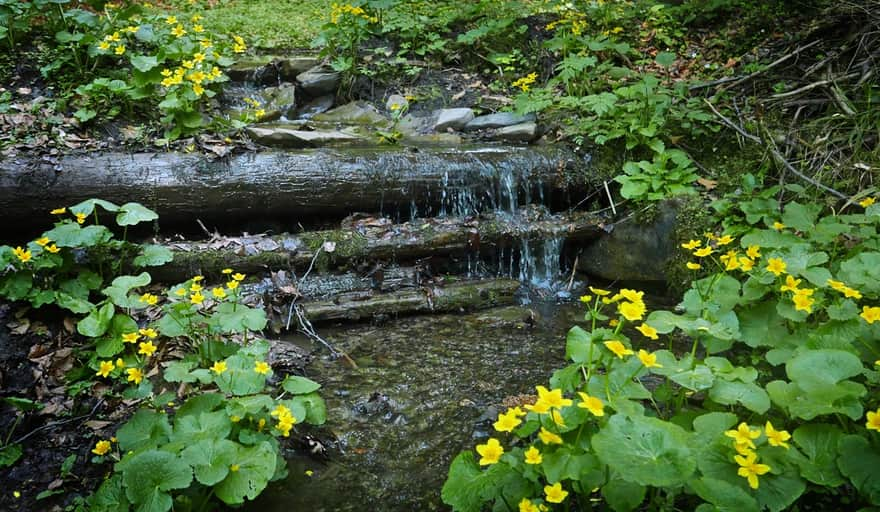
[697,177,718,190]
[451,90,467,102]
[84,420,112,431]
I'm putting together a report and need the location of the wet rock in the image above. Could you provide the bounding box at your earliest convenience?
[246,125,365,148]
[385,94,409,112]
[287,95,335,120]
[578,200,678,282]
[226,55,277,83]
[433,108,474,131]
[278,56,320,81]
[493,122,537,142]
[296,66,341,96]
[402,133,462,145]
[260,83,297,112]
[312,101,388,126]
[397,113,436,136]
[464,112,536,131]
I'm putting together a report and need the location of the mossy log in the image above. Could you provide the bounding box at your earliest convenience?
[298,278,521,323]
[153,207,606,281]
[0,146,587,231]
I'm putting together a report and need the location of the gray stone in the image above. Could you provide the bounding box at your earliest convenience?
[386,94,409,112]
[464,112,536,131]
[259,83,297,112]
[296,66,341,96]
[433,108,474,131]
[226,55,277,82]
[278,57,320,81]
[312,101,388,126]
[578,201,678,282]
[397,113,436,136]
[402,133,462,145]
[493,122,537,142]
[246,125,365,148]
[287,95,335,120]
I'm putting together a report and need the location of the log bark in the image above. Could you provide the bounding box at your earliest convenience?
[0,146,587,231]
[297,278,521,323]
[152,207,605,281]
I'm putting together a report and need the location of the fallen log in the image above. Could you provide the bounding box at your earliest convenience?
[152,207,606,281]
[0,146,588,232]
[297,278,521,323]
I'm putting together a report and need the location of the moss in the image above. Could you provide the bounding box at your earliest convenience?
[299,229,369,271]
[663,195,716,295]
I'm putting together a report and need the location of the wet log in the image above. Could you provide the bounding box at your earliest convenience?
[298,278,521,323]
[152,207,606,281]
[0,146,588,231]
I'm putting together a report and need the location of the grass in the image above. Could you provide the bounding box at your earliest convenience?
[168,0,333,49]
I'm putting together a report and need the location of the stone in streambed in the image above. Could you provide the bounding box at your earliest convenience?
[278,56,320,81]
[312,101,389,126]
[492,122,537,142]
[246,125,365,148]
[464,112,536,131]
[433,108,474,131]
[296,66,341,96]
[260,84,297,112]
[287,95,335,120]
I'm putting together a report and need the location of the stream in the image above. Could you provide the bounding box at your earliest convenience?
[251,302,585,510]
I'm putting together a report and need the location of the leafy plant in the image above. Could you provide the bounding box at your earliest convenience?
[615,140,699,200]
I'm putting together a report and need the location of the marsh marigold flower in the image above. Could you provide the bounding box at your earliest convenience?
[493,409,523,433]
[772,221,786,231]
[524,446,542,465]
[92,440,112,455]
[12,247,31,263]
[866,409,880,431]
[618,301,646,322]
[764,422,790,448]
[637,349,662,368]
[96,360,115,378]
[254,361,271,375]
[681,239,701,250]
[686,262,701,270]
[577,392,604,416]
[860,197,876,208]
[694,247,713,257]
[766,258,787,276]
[544,482,568,503]
[589,286,611,296]
[604,340,633,359]
[735,452,770,489]
[122,332,139,344]
[475,438,504,465]
[861,306,880,324]
[138,341,157,357]
[538,426,563,445]
[725,422,761,450]
[518,499,539,512]
[636,323,659,340]
[126,367,144,385]
[211,360,227,374]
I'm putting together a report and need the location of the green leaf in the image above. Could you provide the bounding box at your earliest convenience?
[542,447,600,483]
[708,380,770,413]
[95,313,139,357]
[214,442,277,505]
[689,476,760,512]
[754,470,806,512]
[781,202,820,232]
[0,273,33,301]
[281,375,321,395]
[181,438,237,486]
[116,202,159,227]
[0,444,22,468]
[78,302,115,337]
[655,51,676,68]
[172,410,232,447]
[70,198,120,216]
[102,272,151,308]
[116,409,172,452]
[792,423,845,486]
[441,451,514,512]
[213,354,268,396]
[2,397,42,411]
[786,349,864,394]
[162,360,198,383]
[55,291,93,314]
[602,478,646,512]
[122,450,192,508]
[592,414,696,487]
[133,244,173,267]
[565,326,603,364]
[211,303,267,333]
[289,392,327,425]
[44,223,112,248]
[838,434,880,505]
[176,393,224,417]
[130,54,158,72]
[839,252,880,295]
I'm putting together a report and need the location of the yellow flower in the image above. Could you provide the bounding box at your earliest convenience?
[166,15,178,24]
[229,464,240,472]
[114,45,126,55]
[604,340,633,359]
[475,438,504,465]
[842,286,863,299]
[211,360,227,374]
[636,323,659,340]
[550,409,566,427]
[681,239,701,250]
[536,386,573,409]
[122,332,140,344]
[493,409,523,433]
[766,258,787,276]
[254,361,271,375]
[746,245,761,259]
[772,221,786,231]
[518,499,539,512]
[780,275,802,293]
[96,360,115,378]
[190,292,205,305]
[138,341,157,357]
[524,446,542,465]
[861,306,880,324]
[579,295,592,304]
[174,287,187,297]
[792,294,814,314]
[577,392,604,416]
[98,41,111,51]
[191,14,203,22]
[694,247,713,257]
[36,239,51,250]
[588,286,611,296]
[538,427,563,445]
[161,68,172,77]
[126,367,144,385]
[735,452,771,489]
[212,287,227,299]
[738,257,755,271]
[124,25,139,33]
[232,273,246,281]
[867,409,880,431]
[686,262,701,270]
[139,293,159,305]
[76,212,87,224]
[618,301,646,322]
[192,83,204,96]
[716,234,734,245]
[860,197,876,208]
[222,268,233,274]
[544,482,568,504]
[92,440,112,455]
[764,422,791,449]
[12,246,31,263]
[227,280,239,290]
[51,207,66,215]
[115,358,125,368]
[193,24,204,33]
[109,31,121,42]
[724,422,761,450]
[637,349,662,368]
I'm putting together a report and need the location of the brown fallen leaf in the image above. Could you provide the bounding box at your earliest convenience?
[697,177,718,190]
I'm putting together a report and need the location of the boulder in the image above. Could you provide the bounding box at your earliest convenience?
[397,113,436,136]
[433,108,474,131]
[464,112,536,131]
[259,83,297,112]
[312,101,388,126]
[493,122,537,142]
[278,56,320,81]
[287,95,335,120]
[246,125,365,148]
[578,201,678,282]
[296,66,341,96]
[226,55,277,83]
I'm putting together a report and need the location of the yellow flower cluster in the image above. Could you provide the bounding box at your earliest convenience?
[512,72,538,92]
[271,404,297,437]
[723,421,789,489]
[330,3,378,24]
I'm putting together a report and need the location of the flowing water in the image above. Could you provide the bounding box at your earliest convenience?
[251,303,585,510]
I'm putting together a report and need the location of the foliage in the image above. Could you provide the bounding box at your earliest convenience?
[614,140,699,200]
[444,194,880,510]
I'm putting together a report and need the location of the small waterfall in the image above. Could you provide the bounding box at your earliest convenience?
[517,237,563,288]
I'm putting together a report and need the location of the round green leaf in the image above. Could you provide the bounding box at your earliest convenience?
[116,202,159,226]
[122,450,192,508]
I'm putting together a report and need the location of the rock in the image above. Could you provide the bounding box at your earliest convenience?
[259,83,297,112]
[287,95,335,120]
[397,113,436,136]
[296,66,341,96]
[312,101,388,126]
[278,56,320,81]
[464,112,536,131]
[226,55,277,83]
[433,108,474,131]
[246,125,365,148]
[386,94,409,112]
[402,133,462,145]
[578,201,678,282]
[493,122,537,142]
